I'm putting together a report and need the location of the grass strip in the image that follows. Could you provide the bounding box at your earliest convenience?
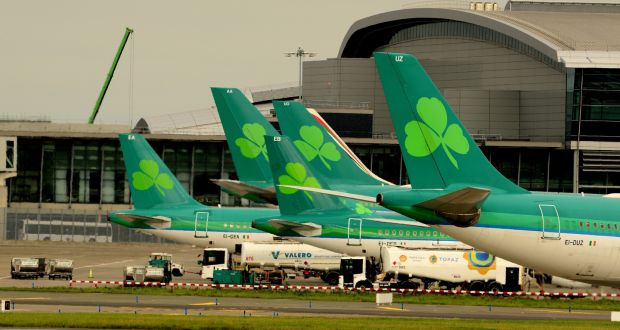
[1,286,618,311]
[0,313,618,330]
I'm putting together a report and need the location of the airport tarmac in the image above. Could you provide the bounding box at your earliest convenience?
[1,240,619,321]
[0,240,325,287]
[1,290,613,320]
[1,240,207,286]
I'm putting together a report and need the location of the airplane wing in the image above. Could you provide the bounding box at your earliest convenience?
[112,213,172,229]
[278,185,377,203]
[416,187,490,227]
[212,179,277,204]
[267,219,322,237]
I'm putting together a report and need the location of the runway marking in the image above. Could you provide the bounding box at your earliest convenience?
[74,259,136,269]
[524,308,600,315]
[190,302,216,306]
[10,297,50,301]
[220,309,257,313]
[378,306,406,311]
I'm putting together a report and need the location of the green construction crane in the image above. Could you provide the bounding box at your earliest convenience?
[88,27,134,124]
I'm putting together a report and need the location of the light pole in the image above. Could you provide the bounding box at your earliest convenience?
[285,47,317,101]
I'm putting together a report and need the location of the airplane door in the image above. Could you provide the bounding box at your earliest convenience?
[194,211,209,238]
[539,204,560,240]
[347,218,362,246]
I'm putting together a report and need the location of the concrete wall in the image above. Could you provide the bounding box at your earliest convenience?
[303,37,567,142]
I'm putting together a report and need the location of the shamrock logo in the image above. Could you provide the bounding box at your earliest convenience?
[132,160,175,196]
[235,123,268,160]
[293,125,341,170]
[404,97,469,169]
[355,203,372,215]
[277,162,321,200]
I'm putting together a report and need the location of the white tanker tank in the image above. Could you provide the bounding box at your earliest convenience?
[380,246,523,291]
[240,241,344,271]
[200,241,346,285]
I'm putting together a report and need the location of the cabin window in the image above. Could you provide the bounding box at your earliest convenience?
[223,224,228,228]
[615,224,618,231]
[586,222,590,228]
[579,221,583,228]
[399,230,403,236]
[405,231,410,236]
[392,230,397,236]
[385,230,389,236]
[378,229,382,235]
[433,231,438,237]
[412,231,417,237]
[608,224,612,230]
[426,231,431,237]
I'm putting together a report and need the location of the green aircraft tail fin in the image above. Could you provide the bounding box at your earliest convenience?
[265,135,349,215]
[373,52,526,193]
[273,100,393,186]
[211,87,278,183]
[119,134,201,209]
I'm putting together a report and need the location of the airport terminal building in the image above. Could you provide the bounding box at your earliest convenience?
[3,0,620,242]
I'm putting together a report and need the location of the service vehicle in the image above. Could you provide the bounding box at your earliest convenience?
[380,247,522,291]
[338,256,377,289]
[200,242,345,285]
[47,259,73,280]
[198,248,228,280]
[10,257,40,279]
[123,265,146,282]
[123,252,184,283]
[32,257,47,278]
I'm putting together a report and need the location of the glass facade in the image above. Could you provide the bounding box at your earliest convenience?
[568,68,620,140]
[8,138,235,206]
[321,113,373,138]
[9,137,582,207]
[486,148,573,192]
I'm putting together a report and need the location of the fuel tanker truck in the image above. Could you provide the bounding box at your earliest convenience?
[200,241,345,285]
[379,246,523,291]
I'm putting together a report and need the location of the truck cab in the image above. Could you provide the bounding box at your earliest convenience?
[199,248,229,279]
[338,257,375,289]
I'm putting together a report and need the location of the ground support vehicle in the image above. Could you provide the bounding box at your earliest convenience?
[47,259,73,280]
[198,248,228,280]
[123,252,184,284]
[10,258,40,279]
[123,265,146,282]
[379,247,522,291]
[32,257,47,278]
[212,269,255,285]
[338,257,377,289]
[201,242,344,285]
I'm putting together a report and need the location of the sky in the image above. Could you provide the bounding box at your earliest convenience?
[0,0,409,125]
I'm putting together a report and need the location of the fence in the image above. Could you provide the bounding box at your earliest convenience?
[2,208,173,244]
